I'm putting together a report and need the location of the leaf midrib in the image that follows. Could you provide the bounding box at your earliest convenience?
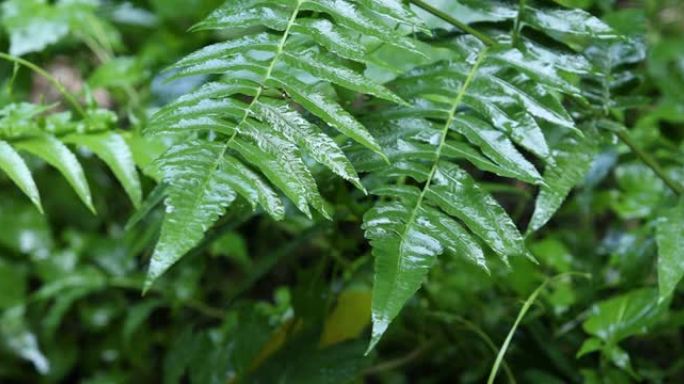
[386,49,489,308]
[203,1,304,205]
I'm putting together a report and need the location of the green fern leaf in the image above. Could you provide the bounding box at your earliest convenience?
[64,132,142,208]
[144,141,238,292]
[657,199,684,300]
[0,140,43,212]
[16,135,95,213]
[528,134,597,233]
[144,0,425,286]
[357,4,599,345]
[252,98,364,191]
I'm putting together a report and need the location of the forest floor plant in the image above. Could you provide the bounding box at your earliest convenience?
[0,0,683,382]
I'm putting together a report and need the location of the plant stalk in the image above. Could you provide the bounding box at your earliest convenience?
[409,0,496,46]
[616,129,684,195]
[0,52,87,117]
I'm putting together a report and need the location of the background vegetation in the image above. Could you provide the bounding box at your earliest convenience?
[0,0,683,383]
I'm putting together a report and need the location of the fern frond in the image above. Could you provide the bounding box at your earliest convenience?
[357,2,620,346]
[0,103,143,212]
[145,0,424,286]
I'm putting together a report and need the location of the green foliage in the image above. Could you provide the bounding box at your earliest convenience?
[1,0,684,383]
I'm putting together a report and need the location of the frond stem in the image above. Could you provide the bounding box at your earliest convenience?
[221,0,303,150]
[615,129,684,195]
[409,0,496,46]
[0,52,87,117]
[512,0,527,47]
[370,49,488,352]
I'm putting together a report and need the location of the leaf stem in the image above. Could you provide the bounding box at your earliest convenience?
[487,273,590,384]
[615,129,684,195]
[512,0,527,47]
[0,52,87,117]
[409,0,496,47]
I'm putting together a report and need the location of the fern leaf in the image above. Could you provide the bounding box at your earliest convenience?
[266,72,384,157]
[0,140,42,212]
[144,141,238,292]
[252,98,364,191]
[528,133,597,233]
[364,187,484,351]
[425,162,530,264]
[362,49,493,348]
[16,135,95,213]
[452,115,542,184]
[64,132,142,208]
[279,51,405,104]
[299,0,421,54]
[230,125,330,219]
[355,0,429,34]
[358,7,596,345]
[221,156,285,220]
[144,0,425,286]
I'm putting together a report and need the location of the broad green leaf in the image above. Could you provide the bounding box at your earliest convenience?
[64,132,142,208]
[528,135,596,233]
[656,199,684,300]
[583,288,667,345]
[144,141,237,291]
[16,135,94,213]
[1,0,69,56]
[0,140,42,212]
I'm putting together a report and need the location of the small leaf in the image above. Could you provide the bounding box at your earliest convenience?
[230,125,330,219]
[528,134,596,233]
[0,140,42,212]
[64,132,142,208]
[426,162,529,263]
[17,135,94,213]
[0,306,50,374]
[452,115,542,184]
[269,71,386,159]
[280,51,406,104]
[657,199,684,300]
[253,98,364,191]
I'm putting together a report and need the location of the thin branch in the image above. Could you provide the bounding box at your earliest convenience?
[0,52,87,117]
[615,129,684,195]
[363,341,434,375]
[409,0,496,46]
[109,277,226,320]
